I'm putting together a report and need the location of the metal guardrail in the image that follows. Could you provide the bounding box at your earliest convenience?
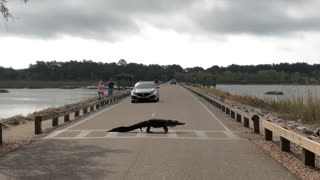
[182,84,320,168]
[34,91,130,135]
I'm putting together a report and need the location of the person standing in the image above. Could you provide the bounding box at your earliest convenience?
[107,78,115,97]
[97,81,105,100]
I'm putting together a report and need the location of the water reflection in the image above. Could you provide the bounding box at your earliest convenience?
[0,88,97,119]
[216,85,320,100]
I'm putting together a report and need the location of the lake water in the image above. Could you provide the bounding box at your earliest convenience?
[0,89,98,119]
[216,84,320,100]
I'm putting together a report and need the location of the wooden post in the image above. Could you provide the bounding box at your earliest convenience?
[265,129,273,141]
[226,108,230,115]
[90,106,94,112]
[0,123,3,146]
[252,115,260,134]
[83,107,88,114]
[303,148,315,167]
[64,114,70,122]
[231,111,235,119]
[75,110,80,118]
[221,106,225,112]
[35,116,42,134]
[52,117,58,127]
[236,114,241,123]
[280,137,290,152]
[244,117,249,128]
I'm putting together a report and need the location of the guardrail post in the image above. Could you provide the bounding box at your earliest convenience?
[265,129,273,141]
[231,111,235,119]
[280,137,290,152]
[0,123,3,146]
[83,107,88,114]
[236,114,241,122]
[252,115,260,134]
[52,117,58,127]
[303,148,315,167]
[244,117,249,128]
[221,106,225,112]
[226,108,230,115]
[35,116,42,134]
[64,114,70,122]
[90,106,94,112]
[75,110,80,118]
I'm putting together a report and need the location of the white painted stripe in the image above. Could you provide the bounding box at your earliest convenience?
[167,130,177,137]
[42,130,64,139]
[105,132,119,137]
[64,98,129,131]
[75,130,92,138]
[42,136,245,141]
[136,132,147,137]
[223,131,239,139]
[184,88,236,136]
[56,129,244,133]
[194,130,208,138]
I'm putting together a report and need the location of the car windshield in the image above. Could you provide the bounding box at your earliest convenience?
[135,82,155,89]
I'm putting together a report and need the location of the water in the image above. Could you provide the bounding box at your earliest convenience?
[216,84,320,99]
[0,88,98,119]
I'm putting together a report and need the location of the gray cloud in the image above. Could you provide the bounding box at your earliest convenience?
[1,0,320,40]
[190,0,320,35]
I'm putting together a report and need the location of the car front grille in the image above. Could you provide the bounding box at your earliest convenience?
[136,93,152,97]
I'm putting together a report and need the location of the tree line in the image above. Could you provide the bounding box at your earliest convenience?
[0,60,319,85]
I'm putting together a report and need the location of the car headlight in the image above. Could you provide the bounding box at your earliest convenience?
[151,90,157,95]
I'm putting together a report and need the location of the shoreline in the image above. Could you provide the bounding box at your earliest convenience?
[0,80,98,89]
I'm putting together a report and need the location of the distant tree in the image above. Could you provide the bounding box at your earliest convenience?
[0,0,28,21]
[117,59,128,66]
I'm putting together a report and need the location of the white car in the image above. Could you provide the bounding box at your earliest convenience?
[131,81,160,103]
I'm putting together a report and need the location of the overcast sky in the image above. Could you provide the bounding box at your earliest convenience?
[1,0,320,69]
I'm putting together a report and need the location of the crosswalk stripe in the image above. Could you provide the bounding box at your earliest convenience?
[136,132,147,137]
[41,129,244,140]
[75,130,92,138]
[194,130,208,138]
[167,130,177,137]
[105,132,119,137]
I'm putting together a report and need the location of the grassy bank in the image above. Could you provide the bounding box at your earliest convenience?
[194,84,320,124]
[265,88,320,124]
[0,80,98,88]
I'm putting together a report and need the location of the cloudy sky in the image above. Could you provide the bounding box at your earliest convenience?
[1,0,320,69]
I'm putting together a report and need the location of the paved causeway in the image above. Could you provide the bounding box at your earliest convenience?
[0,84,297,180]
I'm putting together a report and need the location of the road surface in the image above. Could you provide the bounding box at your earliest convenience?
[0,84,297,180]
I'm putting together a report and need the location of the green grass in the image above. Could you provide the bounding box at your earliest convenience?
[264,88,320,124]
[265,91,284,95]
[0,89,9,93]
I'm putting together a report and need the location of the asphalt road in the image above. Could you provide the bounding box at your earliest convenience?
[0,84,297,180]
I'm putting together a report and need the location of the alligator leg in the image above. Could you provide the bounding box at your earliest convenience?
[146,126,153,133]
[163,126,168,133]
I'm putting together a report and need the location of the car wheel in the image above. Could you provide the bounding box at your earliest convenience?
[131,100,136,103]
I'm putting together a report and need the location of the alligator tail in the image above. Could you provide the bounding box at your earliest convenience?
[108,121,148,132]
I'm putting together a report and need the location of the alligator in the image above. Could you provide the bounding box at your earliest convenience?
[108,119,185,133]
